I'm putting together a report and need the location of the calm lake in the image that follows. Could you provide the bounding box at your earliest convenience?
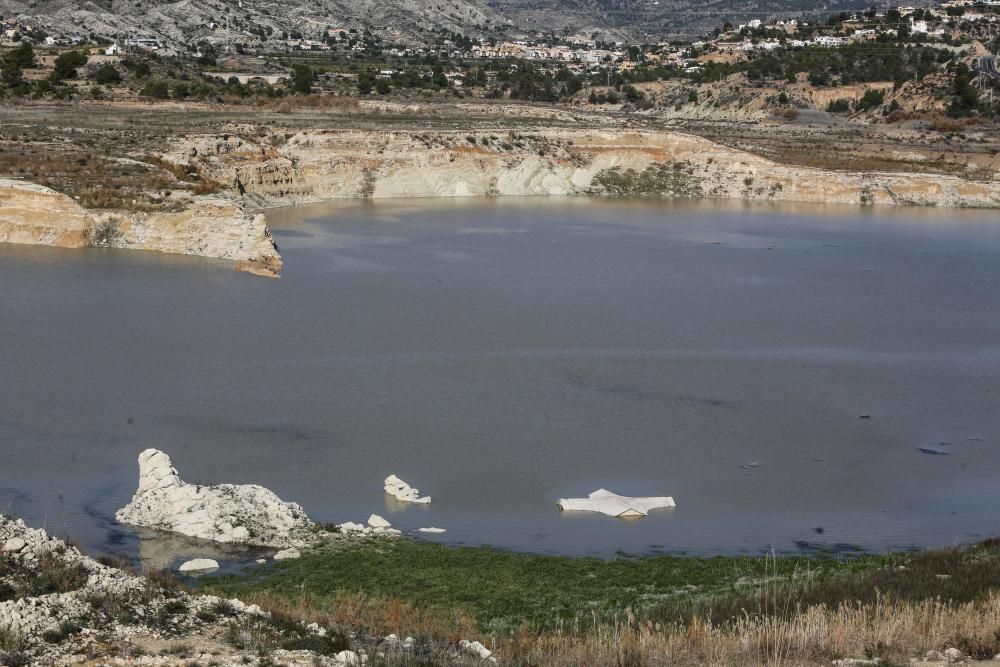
[3,197,1000,563]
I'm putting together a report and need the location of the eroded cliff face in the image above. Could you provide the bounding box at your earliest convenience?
[164,129,1000,210]
[0,179,282,277]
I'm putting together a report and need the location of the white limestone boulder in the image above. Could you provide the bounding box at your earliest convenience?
[557,489,676,518]
[273,547,301,560]
[367,514,391,528]
[384,474,431,504]
[3,537,26,552]
[418,527,446,534]
[459,639,497,663]
[178,558,219,573]
[115,448,314,547]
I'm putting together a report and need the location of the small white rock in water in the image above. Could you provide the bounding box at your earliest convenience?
[367,514,391,528]
[178,558,219,573]
[273,547,301,560]
[384,474,431,504]
[557,489,676,518]
[418,527,446,534]
[255,558,266,564]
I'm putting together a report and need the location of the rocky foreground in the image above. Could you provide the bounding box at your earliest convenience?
[0,514,360,666]
[0,515,496,666]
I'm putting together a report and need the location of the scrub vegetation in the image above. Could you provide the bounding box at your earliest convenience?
[205,537,1000,665]
[590,162,705,198]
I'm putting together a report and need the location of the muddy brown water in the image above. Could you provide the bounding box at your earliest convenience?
[3,197,1000,564]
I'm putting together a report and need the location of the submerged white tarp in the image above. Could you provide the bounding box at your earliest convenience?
[557,489,676,518]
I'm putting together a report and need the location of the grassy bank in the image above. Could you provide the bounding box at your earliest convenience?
[203,538,1000,665]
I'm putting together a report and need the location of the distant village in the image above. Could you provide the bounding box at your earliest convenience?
[1,0,998,78]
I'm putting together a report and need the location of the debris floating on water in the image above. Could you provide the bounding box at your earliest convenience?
[418,527,446,534]
[740,461,760,469]
[557,489,675,518]
[918,444,952,456]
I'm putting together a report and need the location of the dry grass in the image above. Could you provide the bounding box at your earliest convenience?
[0,147,182,211]
[503,595,1000,666]
[249,94,361,113]
[230,589,478,645]
[767,145,967,177]
[218,587,1000,666]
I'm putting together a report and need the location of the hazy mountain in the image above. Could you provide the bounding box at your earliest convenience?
[0,0,886,47]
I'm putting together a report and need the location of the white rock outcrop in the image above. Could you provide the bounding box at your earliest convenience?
[557,489,676,518]
[367,514,392,528]
[384,474,431,504]
[273,547,301,561]
[115,449,314,547]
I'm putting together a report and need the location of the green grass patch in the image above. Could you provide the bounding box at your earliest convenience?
[205,539,900,635]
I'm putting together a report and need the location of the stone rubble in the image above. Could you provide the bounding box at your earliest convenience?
[115,449,315,547]
[384,474,432,504]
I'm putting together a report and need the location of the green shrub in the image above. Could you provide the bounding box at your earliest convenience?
[858,88,886,111]
[50,50,87,81]
[140,80,170,99]
[827,98,851,113]
[93,63,121,85]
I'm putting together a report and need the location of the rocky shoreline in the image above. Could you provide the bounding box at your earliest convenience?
[0,448,503,665]
[1,125,998,279]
